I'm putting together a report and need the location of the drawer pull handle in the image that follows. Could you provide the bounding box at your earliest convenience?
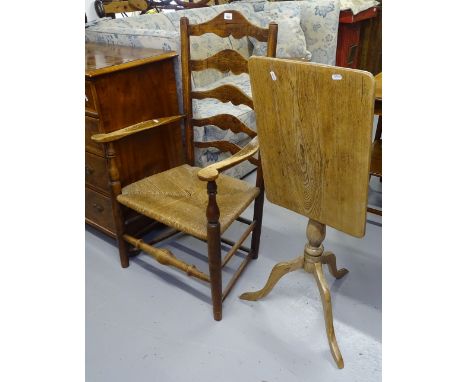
[93,203,104,213]
[85,165,94,176]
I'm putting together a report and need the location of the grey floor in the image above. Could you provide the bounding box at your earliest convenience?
[86,171,382,382]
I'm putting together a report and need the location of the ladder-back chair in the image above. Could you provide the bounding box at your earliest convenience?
[240,57,375,368]
[92,11,278,321]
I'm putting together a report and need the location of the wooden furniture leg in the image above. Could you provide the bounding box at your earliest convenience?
[250,165,265,260]
[107,142,129,268]
[206,181,223,321]
[323,251,349,279]
[239,256,304,300]
[310,262,344,369]
[240,219,347,369]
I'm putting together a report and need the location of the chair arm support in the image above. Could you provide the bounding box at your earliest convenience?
[91,115,185,143]
[198,136,259,182]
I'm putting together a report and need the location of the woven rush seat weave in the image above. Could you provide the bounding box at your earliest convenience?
[117,164,260,241]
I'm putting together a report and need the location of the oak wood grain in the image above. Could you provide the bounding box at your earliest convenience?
[249,57,375,237]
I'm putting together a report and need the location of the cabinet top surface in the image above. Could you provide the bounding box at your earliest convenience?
[85,42,177,78]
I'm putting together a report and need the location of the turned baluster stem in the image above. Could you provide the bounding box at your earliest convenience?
[303,219,326,273]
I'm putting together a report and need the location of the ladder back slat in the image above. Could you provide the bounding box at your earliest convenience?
[193,114,256,138]
[189,11,272,41]
[192,84,253,108]
[190,49,248,74]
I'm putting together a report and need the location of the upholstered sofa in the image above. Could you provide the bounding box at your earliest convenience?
[85,0,341,178]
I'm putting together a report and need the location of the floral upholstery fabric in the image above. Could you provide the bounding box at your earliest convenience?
[85,1,340,177]
[264,0,340,65]
[248,9,311,60]
[193,73,254,142]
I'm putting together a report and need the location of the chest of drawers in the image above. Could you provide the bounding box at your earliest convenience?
[85,43,184,237]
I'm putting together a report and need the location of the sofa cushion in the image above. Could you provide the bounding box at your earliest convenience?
[163,7,218,30]
[248,9,311,60]
[86,12,176,32]
[264,0,340,65]
[212,3,260,59]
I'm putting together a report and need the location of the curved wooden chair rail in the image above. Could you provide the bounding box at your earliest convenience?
[197,136,259,181]
[91,115,185,143]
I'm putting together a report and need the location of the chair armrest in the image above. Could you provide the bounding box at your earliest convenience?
[197,136,259,182]
[91,115,184,143]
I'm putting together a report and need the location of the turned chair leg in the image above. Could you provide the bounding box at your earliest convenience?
[105,141,129,268]
[113,201,129,268]
[250,166,265,259]
[207,181,223,321]
[207,231,222,321]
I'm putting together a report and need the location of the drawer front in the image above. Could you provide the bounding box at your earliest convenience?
[85,80,97,113]
[85,152,109,194]
[85,116,104,156]
[85,187,116,233]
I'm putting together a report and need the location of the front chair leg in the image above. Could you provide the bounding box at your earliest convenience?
[239,256,304,301]
[311,262,344,369]
[206,181,222,321]
[250,165,265,259]
[322,251,349,279]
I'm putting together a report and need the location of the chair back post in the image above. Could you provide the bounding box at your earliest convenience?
[266,22,278,58]
[180,16,195,165]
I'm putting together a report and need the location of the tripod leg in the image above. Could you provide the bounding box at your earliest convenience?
[322,251,349,279]
[311,262,344,369]
[239,256,304,301]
